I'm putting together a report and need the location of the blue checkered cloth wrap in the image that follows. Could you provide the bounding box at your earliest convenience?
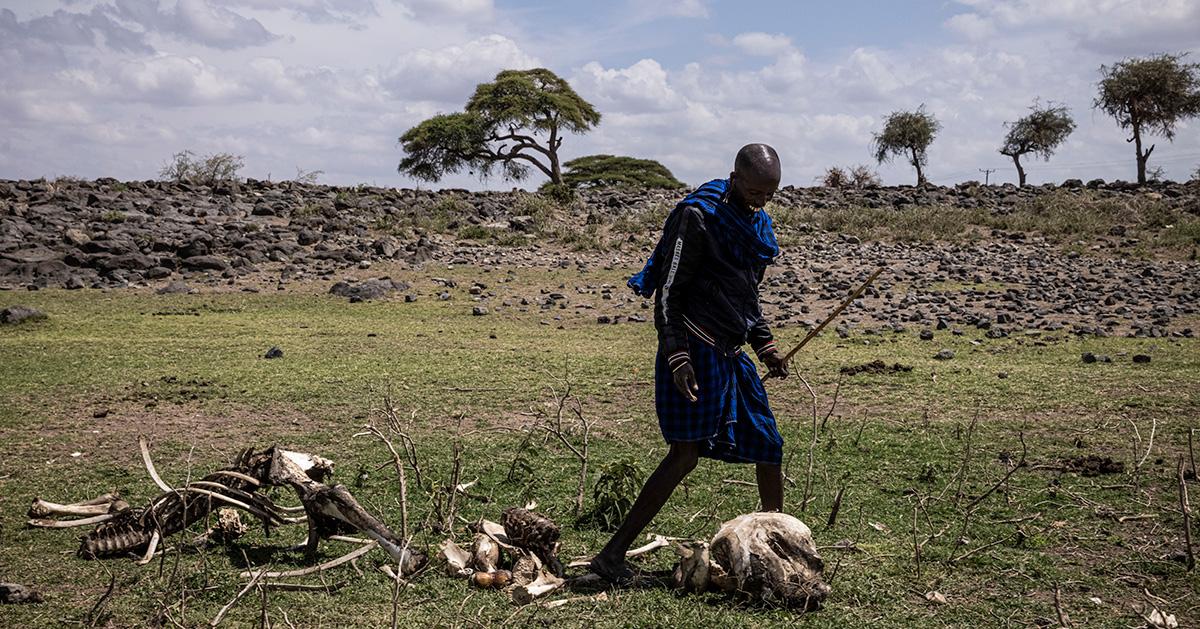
[655,329,784,464]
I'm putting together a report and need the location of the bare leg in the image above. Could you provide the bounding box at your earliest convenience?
[756,463,783,512]
[591,442,700,578]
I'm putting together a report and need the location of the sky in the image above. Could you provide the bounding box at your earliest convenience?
[2,0,1199,189]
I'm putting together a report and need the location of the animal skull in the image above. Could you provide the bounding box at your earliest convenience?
[677,512,830,610]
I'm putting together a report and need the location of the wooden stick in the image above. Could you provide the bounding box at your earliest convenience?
[211,567,268,626]
[139,437,174,492]
[766,266,884,381]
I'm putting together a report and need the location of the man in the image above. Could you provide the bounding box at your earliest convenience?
[590,143,789,585]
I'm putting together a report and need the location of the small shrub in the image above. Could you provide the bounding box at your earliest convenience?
[848,164,882,188]
[539,182,576,204]
[457,224,492,240]
[821,166,849,188]
[159,150,244,185]
[579,458,644,531]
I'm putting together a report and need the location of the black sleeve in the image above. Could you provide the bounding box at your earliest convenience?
[654,206,706,367]
[748,266,778,359]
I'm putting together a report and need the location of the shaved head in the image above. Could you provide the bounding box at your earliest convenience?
[734,143,781,181]
[729,143,781,211]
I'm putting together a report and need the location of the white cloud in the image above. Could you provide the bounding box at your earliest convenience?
[400,0,494,19]
[572,59,682,113]
[104,0,279,49]
[731,32,793,57]
[943,13,994,40]
[381,34,538,102]
[112,54,247,104]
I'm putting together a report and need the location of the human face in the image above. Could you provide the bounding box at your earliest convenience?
[730,169,780,211]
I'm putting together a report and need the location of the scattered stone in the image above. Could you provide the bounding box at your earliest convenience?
[597,315,611,324]
[1065,455,1124,476]
[919,330,934,341]
[92,408,109,419]
[404,294,417,303]
[934,349,955,360]
[0,305,46,324]
[156,281,193,295]
[839,360,914,376]
[1132,354,1151,364]
[329,278,408,302]
[472,306,488,316]
[264,346,283,359]
[1081,352,1097,364]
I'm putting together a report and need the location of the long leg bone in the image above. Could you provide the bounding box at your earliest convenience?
[28,513,119,528]
[239,541,379,579]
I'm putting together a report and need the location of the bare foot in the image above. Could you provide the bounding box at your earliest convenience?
[589,553,635,587]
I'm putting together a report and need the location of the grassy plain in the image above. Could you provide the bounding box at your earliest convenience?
[0,266,1197,627]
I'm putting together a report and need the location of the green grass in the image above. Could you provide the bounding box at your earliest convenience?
[0,273,1197,628]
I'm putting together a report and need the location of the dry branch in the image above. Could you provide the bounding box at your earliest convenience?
[1179,455,1195,571]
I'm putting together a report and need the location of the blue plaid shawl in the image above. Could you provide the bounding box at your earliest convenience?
[628,179,779,298]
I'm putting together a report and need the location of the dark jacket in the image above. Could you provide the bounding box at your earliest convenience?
[653,203,776,362]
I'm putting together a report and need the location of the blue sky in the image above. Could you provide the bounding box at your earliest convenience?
[2,0,1198,188]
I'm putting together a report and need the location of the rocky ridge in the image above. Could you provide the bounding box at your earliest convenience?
[1,177,1197,339]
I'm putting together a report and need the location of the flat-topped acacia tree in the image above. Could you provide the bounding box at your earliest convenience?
[398,68,601,186]
[558,155,686,190]
[999,101,1076,187]
[1096,53,1200,185]
[872,106,940,185]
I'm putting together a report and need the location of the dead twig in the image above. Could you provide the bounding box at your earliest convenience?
[211,567,267,627]
[818,374,844,431]
[1179,455,1195,571]
[793,374,821,512]
[1054,585,1072,628]
[84,570,117,628]
[537,374,593,519]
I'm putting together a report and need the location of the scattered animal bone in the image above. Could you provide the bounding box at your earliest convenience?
[511,568,567,605]
[439,539,474,577]
[28,494,128,520]
[33,442,427,577]
[569,534,673,569]
[509,549,542,586]
[675,512,830,610]
[502,507,563,576]
[203,507,248,544]
[542,591,609,609]
[471,533,500,573]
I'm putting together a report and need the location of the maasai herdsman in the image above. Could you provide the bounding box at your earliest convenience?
[590,143,789,585]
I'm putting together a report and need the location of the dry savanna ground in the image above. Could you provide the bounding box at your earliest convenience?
[0,258,1197,628]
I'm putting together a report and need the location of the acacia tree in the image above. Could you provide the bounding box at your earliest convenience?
[398,68,601,186]
[558,155,685,190]
[1095,53,1200,184]
[999,101,1076,186]
[872,106,941,185]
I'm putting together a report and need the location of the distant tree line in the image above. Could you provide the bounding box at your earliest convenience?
[398,52,1200,191]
